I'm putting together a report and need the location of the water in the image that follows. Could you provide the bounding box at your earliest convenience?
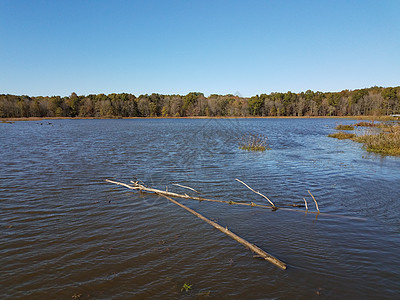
[1,118,400,299]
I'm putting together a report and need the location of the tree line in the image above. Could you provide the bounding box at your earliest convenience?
[1,86,399,118]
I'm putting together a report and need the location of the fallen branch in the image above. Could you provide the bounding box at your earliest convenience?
[153,194,286,269]
[162,195,286,270]
[235,178,276,208]
[105,179,277,209]
[106,179,362,220]
[308,190,320,213]
[106,179,287,269]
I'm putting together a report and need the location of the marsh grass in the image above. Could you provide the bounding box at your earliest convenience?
[354,121,379,127]
[328,132,356,139]
[353,125,400,155]
[329,123,400,155]
[239,133,270,151]
[354,121,397,131]
[335,124,354,130]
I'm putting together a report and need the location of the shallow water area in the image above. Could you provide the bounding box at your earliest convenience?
[1,118,400,299]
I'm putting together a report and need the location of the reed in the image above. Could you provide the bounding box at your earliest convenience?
[335,124,354,130]
[328,132,356,139]
[353,125,400,156]
[330,122,400,155]
[354,121,379,127]
[239,133,270,151]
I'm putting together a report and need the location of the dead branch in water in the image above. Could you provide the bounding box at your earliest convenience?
[106,179,367,221]
[308,190,320,213]
[105,178,286,269]
[160,194,286,270]
[303,198,308,211]
[235,178,276,208]
[105,179,277,209]
[106,179,319,214]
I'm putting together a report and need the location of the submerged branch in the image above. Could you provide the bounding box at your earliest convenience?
[106,179,275,209]
[308,190,320,213]
[105,179,286,269]
[105,179,364,220]
[303,198,308,211]
[235,178,276,208]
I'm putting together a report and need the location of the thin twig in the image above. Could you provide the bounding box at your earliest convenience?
[308,190,319,213]
[303,198,308,211]
[172,183,200,194]
[235,178,276,208]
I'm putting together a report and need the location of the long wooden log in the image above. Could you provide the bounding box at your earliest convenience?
[156,194,286,270]
[106,179,287,269]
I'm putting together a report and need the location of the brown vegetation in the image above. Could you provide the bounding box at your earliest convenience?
[328,132,356,139]
[239,134,270,151]
[335,124,354,130]
[353,125,400,155]
[354,121,379,127]
[329,122,400,155]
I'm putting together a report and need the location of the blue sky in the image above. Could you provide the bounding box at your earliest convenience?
[1,0,399,97]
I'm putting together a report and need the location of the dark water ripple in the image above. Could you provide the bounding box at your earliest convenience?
[1,118,400,299]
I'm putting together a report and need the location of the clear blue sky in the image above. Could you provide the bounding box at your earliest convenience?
[1,0,399,97]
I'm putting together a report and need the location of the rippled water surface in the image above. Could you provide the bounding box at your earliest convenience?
[1,118,400,299]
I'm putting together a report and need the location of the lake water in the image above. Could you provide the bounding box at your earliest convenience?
[1,118,400,299]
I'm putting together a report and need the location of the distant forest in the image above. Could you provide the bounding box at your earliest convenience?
[1,86,399,118]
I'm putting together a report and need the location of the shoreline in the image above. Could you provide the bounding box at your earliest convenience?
[1,115,395,122]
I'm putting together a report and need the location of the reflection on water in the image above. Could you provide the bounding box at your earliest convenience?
[1,118,400,299]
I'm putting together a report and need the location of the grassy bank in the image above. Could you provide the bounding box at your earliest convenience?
[329,122,400,156]
[353,125,400,155]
